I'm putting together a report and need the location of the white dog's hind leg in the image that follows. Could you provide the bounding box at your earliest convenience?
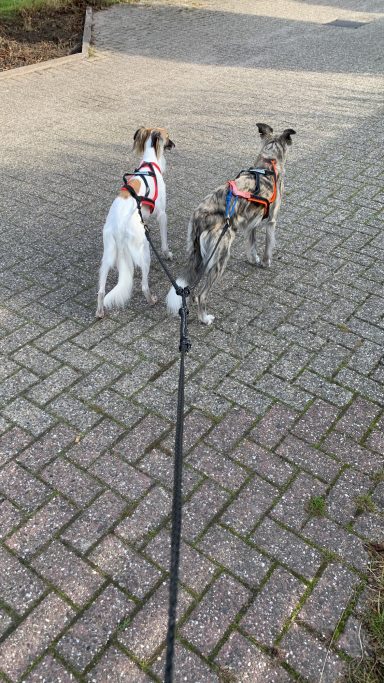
[96,238,116,318]
[138,238,158,305]
[157,210,173,260]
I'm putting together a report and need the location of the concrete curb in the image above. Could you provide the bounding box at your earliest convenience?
[0,6,93,81]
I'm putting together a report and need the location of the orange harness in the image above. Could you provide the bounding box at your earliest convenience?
[226,159,278,220]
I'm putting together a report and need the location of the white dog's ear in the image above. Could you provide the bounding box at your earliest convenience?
[151,130,163,158]
[280,128,296,146]
[133,127,148,154]
[256,123,273,138]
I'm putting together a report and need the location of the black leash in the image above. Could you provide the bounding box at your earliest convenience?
[126,183,231,682]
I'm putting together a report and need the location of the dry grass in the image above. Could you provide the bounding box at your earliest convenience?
[0,1,136,70]
[348,545,384,683]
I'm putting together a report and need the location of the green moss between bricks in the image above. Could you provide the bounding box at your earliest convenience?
[306,495,327,517]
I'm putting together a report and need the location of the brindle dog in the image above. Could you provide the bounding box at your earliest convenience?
[166,123,295,324]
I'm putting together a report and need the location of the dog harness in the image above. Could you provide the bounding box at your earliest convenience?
[226,159,278,220]
[121,161,162,214]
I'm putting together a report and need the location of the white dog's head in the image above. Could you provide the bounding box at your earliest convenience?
[133,126,175,158]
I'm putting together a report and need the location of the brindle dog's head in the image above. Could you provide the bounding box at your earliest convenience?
[133,126,175,158]
[256,123,296,164]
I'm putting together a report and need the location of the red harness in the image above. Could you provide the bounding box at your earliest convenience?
[121,161,162,214]
[227,159,278,219]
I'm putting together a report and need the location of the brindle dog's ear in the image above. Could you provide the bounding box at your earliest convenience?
[165,138,175,150]
[256,123,274,138]
[280,128,296,146]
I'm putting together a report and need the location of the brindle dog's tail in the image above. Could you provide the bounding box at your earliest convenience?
[165,218,202,315]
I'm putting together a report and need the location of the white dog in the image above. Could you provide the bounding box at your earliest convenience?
[96,127,175,318]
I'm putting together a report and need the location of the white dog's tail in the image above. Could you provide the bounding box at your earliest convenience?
[103,248,134,309]
[165,277,189,315]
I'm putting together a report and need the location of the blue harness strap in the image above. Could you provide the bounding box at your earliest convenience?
[225,188,238,219]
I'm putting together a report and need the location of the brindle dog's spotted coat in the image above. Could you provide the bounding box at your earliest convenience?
[180,123,295,324]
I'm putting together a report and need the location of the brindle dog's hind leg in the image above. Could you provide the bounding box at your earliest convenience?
[262,219,276,268]
[197,231,234,324]
[246,222,260,265]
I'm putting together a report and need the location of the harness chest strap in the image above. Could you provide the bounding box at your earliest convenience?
[121,161,162,214]
[227,159,278,220]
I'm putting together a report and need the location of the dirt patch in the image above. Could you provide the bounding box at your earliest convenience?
[0,2,88,71]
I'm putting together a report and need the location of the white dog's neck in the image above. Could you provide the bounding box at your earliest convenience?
[141,139,166,173]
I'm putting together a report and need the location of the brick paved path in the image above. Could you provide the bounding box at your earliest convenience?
[0,1,383,681]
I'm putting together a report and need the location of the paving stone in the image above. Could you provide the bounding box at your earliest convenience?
[349,339,383,375]
[136,448,200,495]
[182,480,229,541]
[0,608,12,638]
[91,451,151,500]
[303,518,369,571]
[115,486,170,545]
[249,403,298,449]
[72,362,122,401]
[0,369,39,408]
[22,655,76,683]
[0,593,74,682]
[199,524,270,586]
[323,431,382,473]
[0,500,22,539]
[205,407,256,453]
[0,323,44,354]
[49,395,101,431]
[272,345,313,381]
[328,468,372,524]
[335,396,381,441]
[216,377,272,413]
[32,540,103,606]
[147,527,216,594]
[41,457,102,507]
[255,373,312,410]
[3,398,56,436]
[52,341,101,372]
[114,413,171,462]
[292,399,339,445]
[277,435,341,482]
[367,421,384,455]
[354,512,384,543]
[182,574,249,656]
[252,518,322,580]
[337,616,369,659]
[62,491,126,554]
[242,567,304,646]
[216,631,293,682]
[185,383,232,418]
[113,359,160,397]
[0,461,50,512]
[336,367,384,404]
[89,534,160,598]
[152,643,219,682]
[295,369,353,407]
[188,442,248,490]
[281,623,347,682]
[66,420,124,468]
[6,496,75,559]
[308,343,350,378]
[160,409,212,454]
[231,440,294,487]
[17,424,76,472]
[118,581,191,661]
[87,646,151,682]
[27,367,80,407]
[0,546,44,614]
[12,346,61,378]
[271,472,326,530]
[300,564,359,637]
[57,585,132,672]
[221,476,279,535]
[34,321,81,352]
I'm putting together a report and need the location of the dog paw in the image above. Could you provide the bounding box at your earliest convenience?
[162,250,173,261]
[200,313,215,325]
[145,291,158,305]
[247,253,260,266]
[261,259,271,268]
[95,309,105,319]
